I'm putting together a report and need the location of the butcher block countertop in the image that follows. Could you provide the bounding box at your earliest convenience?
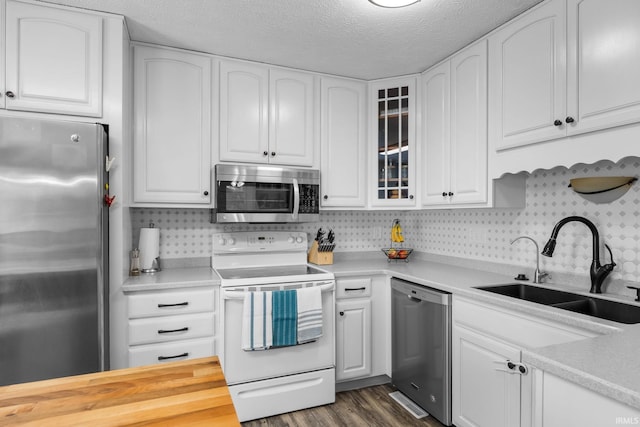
[0,356,240,426]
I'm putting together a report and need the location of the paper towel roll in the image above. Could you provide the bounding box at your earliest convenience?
[139,227,160,272]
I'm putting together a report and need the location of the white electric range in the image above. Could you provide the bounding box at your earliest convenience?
[212,231,335,422]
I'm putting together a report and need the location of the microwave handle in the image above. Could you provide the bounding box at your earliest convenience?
[292,178,300,221]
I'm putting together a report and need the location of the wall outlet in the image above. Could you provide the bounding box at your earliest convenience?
[468,229,486,244]
[372,226,382,240]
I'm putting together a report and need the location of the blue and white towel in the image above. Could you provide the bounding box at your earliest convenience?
[272,289,298,347]
[297,287,323,344]
[241,291,273,351]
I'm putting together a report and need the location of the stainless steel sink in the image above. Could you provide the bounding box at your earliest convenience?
[476,283,640,324]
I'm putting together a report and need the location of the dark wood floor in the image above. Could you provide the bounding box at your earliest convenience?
[242,384,446,427]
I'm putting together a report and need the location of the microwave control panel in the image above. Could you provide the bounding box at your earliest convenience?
[299,184,319,214]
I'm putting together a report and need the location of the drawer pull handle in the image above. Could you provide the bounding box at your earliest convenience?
[158,352,189,361]
[344,287,366,291]
[158,327,189,334]
[158,302,189,308]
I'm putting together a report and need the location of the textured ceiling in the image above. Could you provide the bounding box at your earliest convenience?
[38,0,544,80]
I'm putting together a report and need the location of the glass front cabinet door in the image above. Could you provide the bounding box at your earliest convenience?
[370,78,416,207]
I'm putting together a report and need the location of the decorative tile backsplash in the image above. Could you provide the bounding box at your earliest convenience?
[132,157,640,285]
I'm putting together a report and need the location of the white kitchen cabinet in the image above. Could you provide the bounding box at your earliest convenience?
[4,0,102,116]
[369,77,416,207]
[489,0,640,152]
[488,0,565,151]
[452,295,599,427]
[133,44,212,205]
[453,324,521,427]
[566,0,640,136]
[533,371,640,427]
[335,277,372,381]
[320,76,367,208]
[421,41,487,207]
[219,60,315,167]
[0,1,5,110]
[126,286,217,368]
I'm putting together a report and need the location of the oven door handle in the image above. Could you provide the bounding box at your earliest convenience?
[292,178,300,221]
[222,282,335,300]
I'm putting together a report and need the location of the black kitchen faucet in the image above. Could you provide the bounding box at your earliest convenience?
[541,216,616,294]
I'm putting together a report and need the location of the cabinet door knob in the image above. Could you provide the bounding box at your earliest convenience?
[271,151,276,157]
[565,116,575,123]
[5,91,15,98]
[507,361,516,370]
[339,311,344,316]
[448,192,454,197]
[323,195,328,200]
[203,191,209,196]
[409,195,414,199]
[442,192,447,197]
[553,119,563,126]
[263,151,268,156]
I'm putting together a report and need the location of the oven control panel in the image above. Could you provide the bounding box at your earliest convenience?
[212,231,308,254]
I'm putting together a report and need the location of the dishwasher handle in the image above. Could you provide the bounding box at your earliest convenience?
[391,278,451,306]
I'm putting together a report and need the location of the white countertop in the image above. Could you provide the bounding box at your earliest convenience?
[122,267,220,292]
[119,254,640,409]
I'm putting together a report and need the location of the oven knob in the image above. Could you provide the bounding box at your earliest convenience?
[295,236,304,244]
[228,237,236,245]
[218,238,226,246]
[288,236,295,244]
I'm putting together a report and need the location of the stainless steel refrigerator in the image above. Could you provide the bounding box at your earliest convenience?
[0,116,109,386]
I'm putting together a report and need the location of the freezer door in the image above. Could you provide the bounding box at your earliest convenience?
[0,116,108,386]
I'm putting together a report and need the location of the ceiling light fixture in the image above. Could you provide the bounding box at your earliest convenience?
[369,0,420,8]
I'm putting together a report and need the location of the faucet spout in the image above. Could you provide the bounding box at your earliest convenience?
[541,216,616,294]
[511,236,548,283]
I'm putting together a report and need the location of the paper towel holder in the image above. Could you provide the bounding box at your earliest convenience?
[141,256,161,274]
[139,222,161,274]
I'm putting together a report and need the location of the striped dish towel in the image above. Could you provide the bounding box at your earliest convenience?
[272,289,297,347]
[297,287,323,343]
[241,291,273,351]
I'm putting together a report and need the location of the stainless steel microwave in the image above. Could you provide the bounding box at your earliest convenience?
[210,164,320,223]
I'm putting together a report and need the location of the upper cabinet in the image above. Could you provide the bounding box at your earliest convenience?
[488,0,565,151]
[133,45,212,205]
[320,77,367,208]
[422,41,488,207]
[219,60,316,167]
[4,0,103,117]
[489,0,640,152]
[369,77,416,208]
[566,0,640,135]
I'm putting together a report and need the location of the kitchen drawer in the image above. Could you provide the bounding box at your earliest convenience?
[128,288,215,319]
[128,312,215,345]
[336,278,371,299]
[128,337,215,367]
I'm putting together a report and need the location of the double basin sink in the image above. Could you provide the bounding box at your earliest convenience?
[476,283,640,324]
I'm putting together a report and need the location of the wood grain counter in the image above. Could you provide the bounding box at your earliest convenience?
[0,356,240,426]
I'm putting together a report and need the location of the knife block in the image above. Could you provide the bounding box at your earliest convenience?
[307,240,333,265]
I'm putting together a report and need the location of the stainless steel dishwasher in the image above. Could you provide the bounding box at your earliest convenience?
[391,277,452,426]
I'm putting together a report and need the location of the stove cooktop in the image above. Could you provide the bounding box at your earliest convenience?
[216,263,333,287]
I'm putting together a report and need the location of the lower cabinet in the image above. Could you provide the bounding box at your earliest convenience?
[453,323,522,427]
[531,370,640,427]
[452,295,599,427]
[126,286,217,367]
[336,279,372,381]
[335,275,390,383]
